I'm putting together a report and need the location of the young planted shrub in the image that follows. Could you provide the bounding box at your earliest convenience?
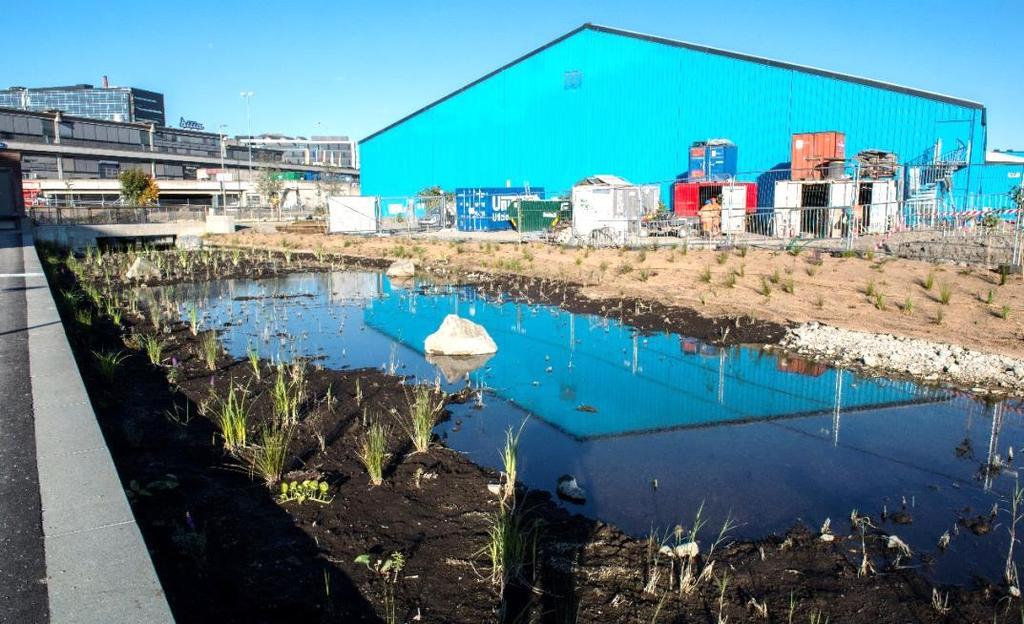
[140,334,164,366]
[200,331,219,371]
[241,422,293,487]
[93,350,128,383]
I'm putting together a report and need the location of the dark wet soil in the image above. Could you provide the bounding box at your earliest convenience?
[41,246,1013,623]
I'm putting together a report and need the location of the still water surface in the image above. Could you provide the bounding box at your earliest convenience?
[155,271,1024,584]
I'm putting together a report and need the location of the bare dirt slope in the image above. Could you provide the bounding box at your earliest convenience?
[212,231,1024,359]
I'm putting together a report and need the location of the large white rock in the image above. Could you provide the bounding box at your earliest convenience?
[125,257,161,281]
[424,314,497,356]
[386,259,416,278]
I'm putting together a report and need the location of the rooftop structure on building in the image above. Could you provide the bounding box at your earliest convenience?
[239,134,359,169]
[0,79,166,126]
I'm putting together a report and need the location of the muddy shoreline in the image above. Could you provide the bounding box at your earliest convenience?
[43,246,1013,622]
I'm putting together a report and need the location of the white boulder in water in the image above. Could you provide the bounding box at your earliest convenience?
[426,352,494,383]
[125,257,160,281]
[424,314,497,356]
[556,474,586,503]
[386,259,416,278]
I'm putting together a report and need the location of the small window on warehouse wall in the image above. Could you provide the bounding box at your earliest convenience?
[564,70,582,90]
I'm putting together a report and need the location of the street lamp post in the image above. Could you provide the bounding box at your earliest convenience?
[240,91,255,188]
[218,124,228,211]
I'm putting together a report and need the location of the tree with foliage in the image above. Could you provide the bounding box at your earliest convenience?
[255,162,285,209]
[119,169,160,206]
[417,186,453,225]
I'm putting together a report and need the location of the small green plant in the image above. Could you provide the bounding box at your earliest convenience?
[723,272,737,288]
[93,350,128,383]
[199,331,219,370]
[1000,304,1012,320]
[939,283,952,305]
[986,289,995,304]
[814,295,825,309]
[74,307,92,327]
[716,251,729,265]
[140,334,164,366]
[769,268,781,284]
[865,279,876,297]
[902,296,914,315]
[481,505,533,590]
[999,265,1010,286]
[758,278,772,298]
[406,385,441,453]
[279,479,332,504]
[699,266,712,284]
[271,366,300,425]
[873,291,885,310]
[354,552,405,624]
[242,422,293,487]
[638,268,650,282]
[737,245,748,258]
[923,272,935,291]
[782,277,795,294]
[616,262,634,275]
[934,309,945,325]
[211,383,250,451]
[247,343,261,380]
[358,420,390,486]
[187,303,200,335]
[805,264,819,277]
[500,424,523,502]
[636,250,647,263]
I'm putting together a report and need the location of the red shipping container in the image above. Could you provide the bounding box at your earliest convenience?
[791,131,845,180]
[672,181,757,216]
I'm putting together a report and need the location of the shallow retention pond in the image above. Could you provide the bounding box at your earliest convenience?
[155,270,1024,585]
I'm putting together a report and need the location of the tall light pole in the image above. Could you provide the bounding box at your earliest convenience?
[218,124,228,210]
[240,91,255,181]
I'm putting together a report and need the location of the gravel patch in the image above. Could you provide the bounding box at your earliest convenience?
[779,322,1024,396]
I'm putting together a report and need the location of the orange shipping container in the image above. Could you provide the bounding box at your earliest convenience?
[791,131,846,180]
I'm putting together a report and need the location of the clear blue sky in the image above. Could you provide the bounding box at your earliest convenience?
[7,0,1022,149]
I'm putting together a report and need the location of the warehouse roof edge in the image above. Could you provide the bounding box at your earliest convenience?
[362,23,985,144]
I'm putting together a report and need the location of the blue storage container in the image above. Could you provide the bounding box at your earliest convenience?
[455,187,544,231]
[686,140,737,181]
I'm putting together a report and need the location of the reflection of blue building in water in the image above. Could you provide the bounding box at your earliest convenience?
[364,279,933,439]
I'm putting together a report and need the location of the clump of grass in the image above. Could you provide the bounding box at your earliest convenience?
[873,291,886,311]
[93,350,128,383]
[698,266,712,284]
[902,297,914,315]
[737,245,748,258]
[140,334,164,366]
[500,425,523,503]
[211,383,250,451]
[805,264,819,277]
[636,250,647,263]
[758,278,772,298]
[405,386,441,453]
[187,303,200,335]
[938,283,952,305]
[986,289,995,304]
[638,269,650,282]
[923,272,935,291]
[722,272,737,288]
[358,419,390,486]
[200,331,219,370]
[616,262,633,275]
[716,251,729,265]
[482,505,532,589]
[814,295,825,309]
[241,422,292,487]
[934,309,945,325]
[768,268,781,284]
[865,279,877,297]
[247,343,261,380]
[782,277,795,294]
[1000,304,1012,320]
[999,264,1010,286]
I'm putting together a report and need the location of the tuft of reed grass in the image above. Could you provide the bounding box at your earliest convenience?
[1000,304,1012,320]
[938,283,952,305]
[482,505,532,589]
[240,421,292,487]
[211,383,250,451]
[358,419,390,486]
[698,266,712,284]
[200,331,219,371]
[140,334,165,366]
[781,277,795,294]
[247,343,261,380]
[405,386,441,454]
[923,272,935,291]
[758,278,772,298]
[865,279,876,297]
[873,291,886,311]
[500,424,524,503]
[93,350,128,383]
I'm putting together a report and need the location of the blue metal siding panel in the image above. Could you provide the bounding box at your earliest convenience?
[361,29,987,202]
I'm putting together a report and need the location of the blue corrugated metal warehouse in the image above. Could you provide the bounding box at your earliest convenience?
[360,24,988,200]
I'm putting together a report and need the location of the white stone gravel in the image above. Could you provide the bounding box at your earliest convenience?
[778,322,1024,396]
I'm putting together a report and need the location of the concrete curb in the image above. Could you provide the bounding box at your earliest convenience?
[23,233,175,623]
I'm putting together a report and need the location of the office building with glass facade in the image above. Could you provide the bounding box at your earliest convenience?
[0,84,165,126]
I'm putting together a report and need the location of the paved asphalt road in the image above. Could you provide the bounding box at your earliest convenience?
[0,229,49,623]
